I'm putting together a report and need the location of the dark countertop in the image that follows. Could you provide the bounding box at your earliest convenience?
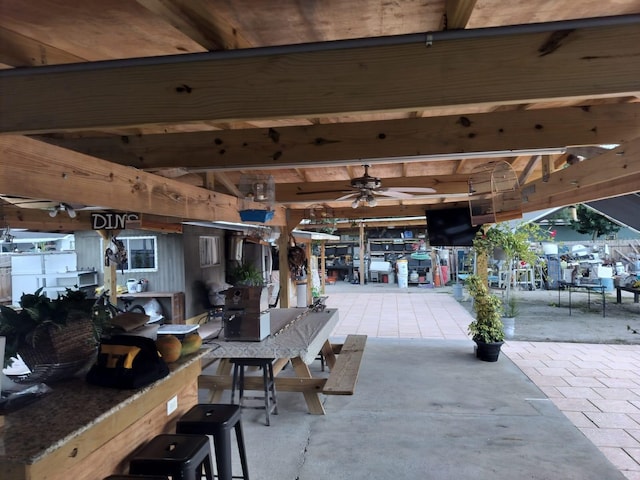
[0,349,208,465]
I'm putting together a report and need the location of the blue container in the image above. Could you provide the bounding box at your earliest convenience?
[599,277,614,292]
[239,209,274,223]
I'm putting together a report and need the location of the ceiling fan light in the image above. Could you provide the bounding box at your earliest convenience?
[366,194,377,207]
[351,198,360,209]
[49,209,58,218]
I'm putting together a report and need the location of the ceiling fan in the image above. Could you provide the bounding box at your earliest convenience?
[0,195,99,217]
[298,164,437,208]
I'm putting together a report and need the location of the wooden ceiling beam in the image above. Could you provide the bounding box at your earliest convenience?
[444,0,477,29]
[2,22,639,134]
[0,135,287,226]
[0,25,87,67]
[37,103,640,171]
[522,138,640,211]
[135,0,253,50]
[0,205,89,232]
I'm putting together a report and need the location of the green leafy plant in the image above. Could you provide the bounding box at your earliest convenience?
[503,295,520,318]
[465,274,505,343]
[473,222,551,306]
[0,287,108,367]
[228,262,265,286]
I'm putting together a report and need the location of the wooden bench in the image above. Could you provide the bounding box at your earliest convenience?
[323,334,367,395]
[616,285,640,304]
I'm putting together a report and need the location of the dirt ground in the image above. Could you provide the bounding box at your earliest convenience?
[459,285,640,344]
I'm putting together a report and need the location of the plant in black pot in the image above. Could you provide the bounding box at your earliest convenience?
[465,274,505,362]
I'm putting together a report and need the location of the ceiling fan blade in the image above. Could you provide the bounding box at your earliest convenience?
[335,193,358,201]
[296,189,351,196]
[383,187,437,193]
[374,190,414,199]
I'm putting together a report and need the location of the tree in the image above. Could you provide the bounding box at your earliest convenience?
[570,205,621,240]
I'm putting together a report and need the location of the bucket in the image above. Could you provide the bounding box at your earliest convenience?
[126,279,138,294]
[542,243,558,255]
[397,259,408,276]
[382,274,389,283]
[296,282,307,308]
[502,317,515,339]
[600,277,614,292]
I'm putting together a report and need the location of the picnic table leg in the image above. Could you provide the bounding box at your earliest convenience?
[321,340,337,370]
[208,358,232,403]
[290,357,326,415]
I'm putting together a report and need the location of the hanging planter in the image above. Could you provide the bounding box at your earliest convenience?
[239,209,274,223]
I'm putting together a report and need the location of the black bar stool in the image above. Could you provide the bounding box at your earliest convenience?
[230,358,278,426]
[176,404,249,480]
[129,434,213,480]
[104,476,169,479]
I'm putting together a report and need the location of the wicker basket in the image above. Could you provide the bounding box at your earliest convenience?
[17,313,98,375]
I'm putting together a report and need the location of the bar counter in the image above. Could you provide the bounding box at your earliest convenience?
[0,349,209,480]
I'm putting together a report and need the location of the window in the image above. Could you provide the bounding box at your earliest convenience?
[200,236,221,267]
[106,236,157,272]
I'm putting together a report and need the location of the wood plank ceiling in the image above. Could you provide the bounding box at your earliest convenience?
[0,0,639,232]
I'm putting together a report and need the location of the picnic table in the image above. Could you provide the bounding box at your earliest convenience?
[616,285,640,304]
[199,307,366,415]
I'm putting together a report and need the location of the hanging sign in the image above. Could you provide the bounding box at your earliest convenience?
[91,212,140,230]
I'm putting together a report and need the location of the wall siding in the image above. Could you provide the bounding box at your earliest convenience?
[74,226,227,321]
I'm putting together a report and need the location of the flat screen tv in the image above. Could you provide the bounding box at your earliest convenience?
[426,208,482,246]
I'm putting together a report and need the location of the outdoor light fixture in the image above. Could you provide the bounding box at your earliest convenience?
[569,205,578,221]
[49,203,77,218]
[351,192,378,208]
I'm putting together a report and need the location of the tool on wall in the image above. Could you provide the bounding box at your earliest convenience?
[104,236,127,274]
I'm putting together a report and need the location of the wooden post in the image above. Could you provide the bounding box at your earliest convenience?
[277,233,290,308]
[320,242,326,293]
[359,222,365,285]
[97,230,118,303]
[305,240,313,305]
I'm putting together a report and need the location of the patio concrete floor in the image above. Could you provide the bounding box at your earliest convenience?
[198,282,640,479]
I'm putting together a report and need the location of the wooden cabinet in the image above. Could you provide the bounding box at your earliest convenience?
[119,291,185,323]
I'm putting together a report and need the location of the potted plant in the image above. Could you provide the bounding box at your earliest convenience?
[501,294,519,339]
[0,287,109,376]
[465,274,505,362]
[228,261,265,287]
[473,222,550,304]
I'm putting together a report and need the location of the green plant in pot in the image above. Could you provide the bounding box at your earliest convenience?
[501,295,519,339]
[0,287,109,373]
[228,261,265,287]
[466,274,505,362]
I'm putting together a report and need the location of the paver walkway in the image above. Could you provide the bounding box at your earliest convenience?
[325,283,640,480]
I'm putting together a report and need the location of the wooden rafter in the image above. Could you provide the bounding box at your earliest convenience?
[0,135,287,226]
[2,22,639,134]
[35,103,640,171]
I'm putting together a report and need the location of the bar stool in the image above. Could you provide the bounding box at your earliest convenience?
[129,434,213,480]
[104,476,169,480]
[176,404,249,480]
[230,358,278,426]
